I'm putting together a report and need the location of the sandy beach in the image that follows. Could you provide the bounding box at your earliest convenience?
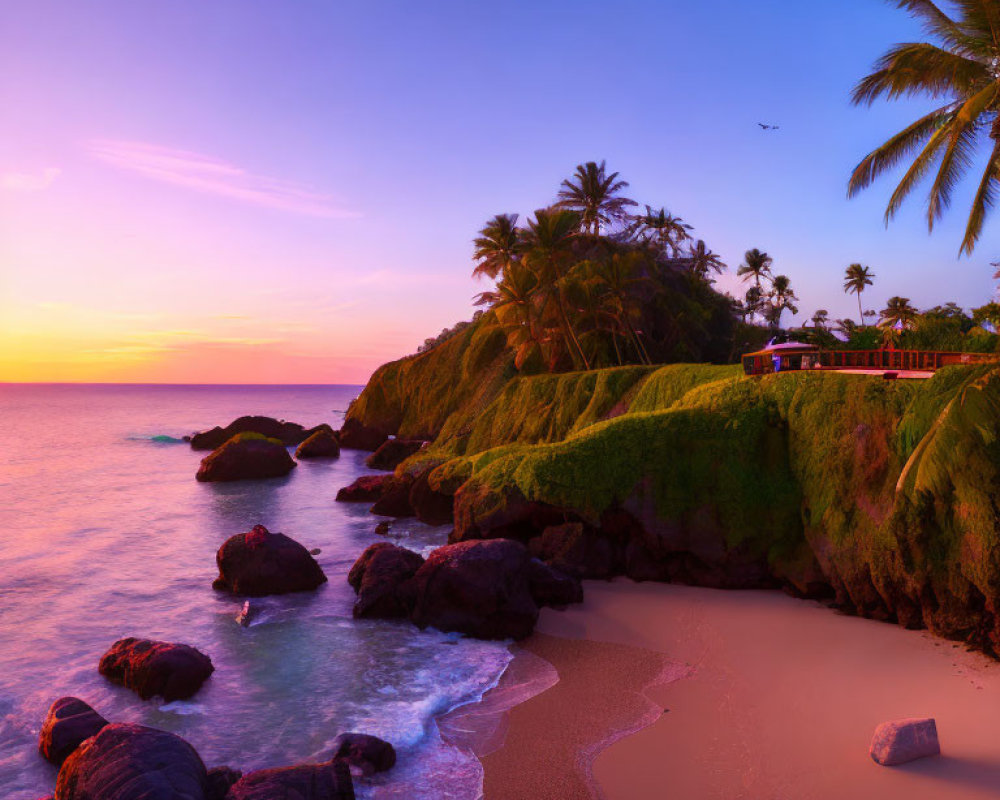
[482,579,1000,800]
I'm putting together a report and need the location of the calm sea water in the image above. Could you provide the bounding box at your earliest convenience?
[0,384,513,799]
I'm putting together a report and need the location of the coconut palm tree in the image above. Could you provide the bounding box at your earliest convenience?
[848,1,1000,255]
[521,207,590,369]
[765,274,799,328]
[879,296,920,330]
[737,248,773,288]
[629,206,693,256]
[480,260,543,370]
[472,213,521,281]
[585,252,654,364]
[811,309,830,329]
[744,285,764,323]
[556,160,637,236]
[688,239,727,279]
[843,263,876,325]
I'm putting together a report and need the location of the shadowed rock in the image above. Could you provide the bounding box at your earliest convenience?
[213,525,327,597]
[369,476,415,518]
[99,639,214,701]
[196,434,297,483]
[409,468,454,526]
[348,543,424,619]
[190,417,330,451]
[38,697,109,766]
[55,723,212,799]
[224,760,354,799]
[365,439,425,471]
[207,765,242,798]
[335,475,393,503]
[529,522,618,579]
[409,539,541,640]
[338,418,388,452]
[331,733,396,776]
[296,429,341,459]
[870,718,940,766]
[526,558,583,606]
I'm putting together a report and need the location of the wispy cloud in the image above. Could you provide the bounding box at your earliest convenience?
[2,167,61,192]
[87,140,360,219]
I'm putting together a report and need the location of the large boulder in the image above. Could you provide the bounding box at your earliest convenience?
[365,439,425,471]
[338,418,388,452]
[295,429,340,460]
[196,434,297,483]
[870,718,940,766]
[529,521,618,579]
[526,558,583,607]
[331,733,396,776]
[408,539,541,640]
[335,475,393,503]
[347,543,424,619]
[207,766,242,798]
[369,476,415,518]
[190,417,331,451]
[38,697,109,766]
[224,760,354,800]
[99,639,214,702]
[55,723,212,799]
[409,468,454,526]
[213,524,327,596]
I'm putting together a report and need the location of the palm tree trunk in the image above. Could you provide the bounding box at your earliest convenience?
[556,289,591,370]
[857,292,864,326]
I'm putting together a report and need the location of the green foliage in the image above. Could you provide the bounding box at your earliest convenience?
[229,432,283,445]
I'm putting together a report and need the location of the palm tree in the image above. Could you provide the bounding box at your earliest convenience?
[843,263,875,325]
[811,309,830,329]
[687,239,726,279]
[480,260,543,370]
[521,207,590,369]
[765,274,799,328]
[556,160,637,236]
[879,296,920,330]
[736,248,773,288]
[744,285,764,323]
[472,213,521,281]
[629,206,693,256]
[848,1,1000,255]
[586,252,654,364]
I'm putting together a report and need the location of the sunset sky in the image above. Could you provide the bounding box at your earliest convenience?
[2,0,999,384]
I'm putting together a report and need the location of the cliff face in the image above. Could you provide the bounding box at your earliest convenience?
[346,337,1000,651]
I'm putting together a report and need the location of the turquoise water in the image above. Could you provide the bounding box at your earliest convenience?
[0,384,512,799]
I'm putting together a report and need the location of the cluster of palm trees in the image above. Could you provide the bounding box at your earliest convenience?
[734,248,799,327]
[471,161,732,372]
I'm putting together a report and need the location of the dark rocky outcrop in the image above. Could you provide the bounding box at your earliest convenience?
[331,733,396,776]
[526,558,584,606]
[528,521,619,579]
[347,543,424,619]
[369,475,415,518]
[207,766,243,798]
[408,539,542,640]
[196,434,297,483]
[38,697,109,766]
[295,429,341,459]
[99,638,214,701]
[365,439,425,471]
[224,760,354,800]
[409,468,454,526]
[338,418,388,452]
[190,417,331,451]
[55,723,212,799]
[335,475,393,503]
[213,524,327,597]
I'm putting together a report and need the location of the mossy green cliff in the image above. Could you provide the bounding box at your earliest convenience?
[346,328,1000,651]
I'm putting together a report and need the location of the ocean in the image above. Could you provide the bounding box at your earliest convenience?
[0,383,514,799]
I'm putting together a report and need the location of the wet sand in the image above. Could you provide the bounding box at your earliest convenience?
[483,579,1000,800]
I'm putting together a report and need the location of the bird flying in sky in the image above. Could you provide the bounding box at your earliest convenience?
[758,123,780,131]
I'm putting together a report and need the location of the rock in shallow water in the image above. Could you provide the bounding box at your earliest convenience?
[331,732,396,776]
[38,697,109,766]
[870,717,940,766]
[224,760,354,800]
[99,638,214,702]
[335,474,393,503]
[214,524,327,597]
[348,542,424,619]
[295,429,340,459]
[338,418,388,452]
[189,416,330,451]
[55,723,212,799]
[195,434,297,482]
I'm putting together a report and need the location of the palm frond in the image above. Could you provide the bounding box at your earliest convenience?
[961,139,1000,255]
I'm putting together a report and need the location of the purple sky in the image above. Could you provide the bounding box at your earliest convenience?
[2,0,998,382]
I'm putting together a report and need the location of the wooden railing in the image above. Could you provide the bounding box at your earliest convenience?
[819,349,997,371]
